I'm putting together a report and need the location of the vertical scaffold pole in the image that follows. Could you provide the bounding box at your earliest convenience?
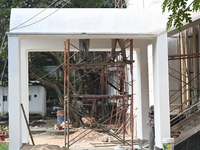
[64,40,67,148]
[130,39,134,150]
[67,39,70,149]
[122,65,126,143]
[64,39,70,148]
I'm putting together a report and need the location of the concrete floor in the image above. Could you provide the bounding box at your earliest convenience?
[69,145,131,150]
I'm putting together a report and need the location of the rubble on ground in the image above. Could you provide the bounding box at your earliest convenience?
[29,120,46,127]
[20,144,68,150]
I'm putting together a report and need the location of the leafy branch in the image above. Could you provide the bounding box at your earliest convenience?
[162,0,199,31]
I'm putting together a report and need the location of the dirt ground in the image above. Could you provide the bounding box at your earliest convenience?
[18,117,133,150]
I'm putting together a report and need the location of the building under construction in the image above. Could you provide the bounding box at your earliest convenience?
[63,39,135,148]
[7,1,182,150]
[167,24,200,149]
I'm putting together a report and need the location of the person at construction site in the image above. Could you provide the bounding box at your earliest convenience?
[57,110,64,125]
[148,105,155,150]
[76,98,83,111]
[109,39,127,62]
[76,98,84,124]
[79,39,90,63]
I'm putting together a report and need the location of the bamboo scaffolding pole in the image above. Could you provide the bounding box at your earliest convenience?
[180,32,188,111]
[64,39,70,148]
[64,40,67,148]
[122,66,126,143]
[67,39,70,149]
[130,39,134,150]
[192,26,198,104]
[186,29,191,105]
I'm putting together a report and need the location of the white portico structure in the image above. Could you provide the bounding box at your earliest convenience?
[8,0,171,149]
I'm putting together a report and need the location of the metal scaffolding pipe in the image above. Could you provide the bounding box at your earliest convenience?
[130,39,134,150]
[63,39,135,149]
[67,39,70,149]
[64,39,70,148]
[63,40,67,148]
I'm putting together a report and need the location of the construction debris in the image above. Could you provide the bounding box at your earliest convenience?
[20,144,68,150]
[29,120,46,127]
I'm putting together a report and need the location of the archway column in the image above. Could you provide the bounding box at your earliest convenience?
[152,32,171,149]
[8,36,23,149]
[135,44,150,146]
[21,40,29,145]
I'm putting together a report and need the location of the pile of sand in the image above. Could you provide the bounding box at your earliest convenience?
[20,144,68,150]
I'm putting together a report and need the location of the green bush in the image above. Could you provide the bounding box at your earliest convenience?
[0,144,8,150]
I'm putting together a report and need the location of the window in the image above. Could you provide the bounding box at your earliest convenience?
[46,59,55,66]
[3,96,7,101]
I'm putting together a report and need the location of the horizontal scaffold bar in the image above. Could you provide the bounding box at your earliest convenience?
[69,94,132,99]
[69,60,135,69]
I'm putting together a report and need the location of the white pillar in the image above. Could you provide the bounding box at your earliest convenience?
[153,32,171,149]
[21,40,29,145]
[135,45,150,146]
[8,36,22,150]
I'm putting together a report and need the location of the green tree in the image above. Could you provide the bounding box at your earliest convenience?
[0,0,113,53]
[0,0,113,127]
[162,0,200,31]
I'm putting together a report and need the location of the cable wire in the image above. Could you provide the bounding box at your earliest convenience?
[35,63,64,81]
[10,0,70,31]
[10,0,60,31]
[0,0,69,52]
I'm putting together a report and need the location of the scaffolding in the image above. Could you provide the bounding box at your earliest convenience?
[169,25,200,136]
[63,39,135,149]
[169,26,200,113]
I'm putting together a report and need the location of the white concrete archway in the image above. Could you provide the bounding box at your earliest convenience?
[8,6,171,150]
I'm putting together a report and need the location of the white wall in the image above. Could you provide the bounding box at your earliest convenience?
[0,87,8,115]
[29,86,46,116]
[9,8,168,35]
[0,86,46,116]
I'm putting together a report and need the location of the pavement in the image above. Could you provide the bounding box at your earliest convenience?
[69,145,133,150]
[28,118,138,150]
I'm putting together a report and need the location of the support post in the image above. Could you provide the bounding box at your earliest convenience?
[135,42,150,147]
[153,32,171,149]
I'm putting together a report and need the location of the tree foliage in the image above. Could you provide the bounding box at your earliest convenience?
[0,0,113,127]
[0,0,113,53]
[67,0,111,8]
[0,0,113,85]
[162,0,200,31]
